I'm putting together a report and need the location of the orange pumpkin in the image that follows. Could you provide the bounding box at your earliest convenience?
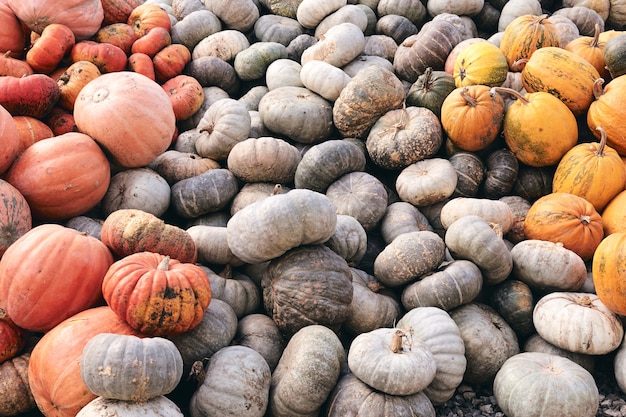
[0,224,114,332]
[0,51,33,77]
[440,85,505,152]
[161,74,204,121]
[153,43,192,83]
[453,41,508,87]
[131,26,171,57]
[565,23,609,80]
[521,46,601,117]
[0,73,61,119]
[102,251,211,336]
[94,22,138,55]
[12,115,54,153]
[100,0,145,25]
[602,190,626,235]
[56,60,101,111]
[0,313,28,363]
[587,75,626,156]
[127,52,156,80]
[0,179,31,257]
[0,104,19,175]
[6,0,104,41]
[592,232,626,315]
[523,192,604,261]
[25,23,75,74]
[5,132,111,221]
[45,106,77,135]
[27,306,144,417]
[493,86,578,167]
[499,14,561,71]
[0,0,26,59]
[70,40,128,73]
[552,126,625,211]
[127,3,171,38]
[73,71,176,168]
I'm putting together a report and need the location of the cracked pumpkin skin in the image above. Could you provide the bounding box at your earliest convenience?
[102,251,211,336]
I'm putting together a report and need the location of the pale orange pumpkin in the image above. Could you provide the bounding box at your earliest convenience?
[499,14,561,71]
[0,104,20,175]
[592,232,626,316]
[0,0,26,59]
[73,71,176,168]
[587,75,626,156]
[601,189,626,235]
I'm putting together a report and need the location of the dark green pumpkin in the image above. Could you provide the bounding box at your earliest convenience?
[490,279,535,340]
[604,33,626,79]
[482,148,519,199]
[406,67,456,119]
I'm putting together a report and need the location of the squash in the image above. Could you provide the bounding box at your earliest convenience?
[202,0,259,33]
[0,179,30,257]
[0,350,37,415]
[234,313,284,371]
[493,86,578,167]
[76,396,184,417]
[565,23,609,79]
[440,197,515,235]
[499,14,561,71]
[602,190,626,235]
[95,23,138,55]
[70,40,128,73]
[493,352,599,417]
[170,168,239,219]
[379,201,433,244]
[131,27,171,57]
[161,74,204,122]
[148,150,220,185]
[12,114,55,154]
[490,279,535,339]
[587,75,626,156]
[453,41,508,87]
[74,71,176,168]
[230,182,290,216]
[523,192,603,261]
[25,23,75,74]
[0,105,19,176]
[603,33,626,79]
[56,60,101,111]
[195,98,251,160]
[80,333,183,402]
[0,1,26,59]
[592,232,626,316]
[101,168,171,218]
[325,214,368,265]
[201,265,259,317]
[406,67,456,119]
[0,74,61,119]
[552,125,626,211]
[254,14,303,46]
[523,333,595,373]
[171,9,222,52]
[226,136,301,184]
[395,158,458,207]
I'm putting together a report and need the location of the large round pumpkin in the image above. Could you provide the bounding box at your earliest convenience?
[0,224,113,332]
[73,71,176,168]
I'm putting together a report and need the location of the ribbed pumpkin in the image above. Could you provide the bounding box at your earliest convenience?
[592,232,626,316]
[440,85,505,152]
[552,126,626,211]
[587,75,626,156]
[523,192,604,261]
[102,251,211,336]
[406,67,456,118]
[0,224,114,332]
[453,41,508,87]
[492,86,578,167]
[521,46,601,117]
[499,14,561,71]
[73,71,176,168]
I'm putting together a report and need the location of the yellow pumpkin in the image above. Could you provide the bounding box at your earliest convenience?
[587,75,626,156]
[521,46,601,117]
[602,190,626,235]
[499,14,561,71]
[453,41,509,87]
[564,23,609,80]
[492,86,578,167]
[592,232,626,316]
[552,126,626,211]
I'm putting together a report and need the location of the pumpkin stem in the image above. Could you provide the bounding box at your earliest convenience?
[390,329,405,353]
[272,184,282,195]
[460,87,478,107]
[511,58,528,72]
[595,126,608,156]
[590,23,601,48]
[219,264,233,279]
[576,294,593,307]
[421,67,433,91]
[488,222,503,239]
[592,78,605,100]
[366,280,384,293]
[0,307,5,320]
[579,214,591,225]
[188,360,207,385]
[158,256,171,271]
[490,86,529,105]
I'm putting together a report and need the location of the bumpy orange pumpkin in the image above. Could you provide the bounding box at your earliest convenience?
[102,251,211,336]
[70,40,127,73]
[5,132,110,221]
[100,0,144,26]
[56,60,101,111]
[94,23,137,54]
[127,3,171,37]
[499,14,561,71]
[592,232,626,315]
[552,126,625,211]
[523,192,604,261]
[25,23,75,74]
[587,75,626,156]
[73,71,176,168]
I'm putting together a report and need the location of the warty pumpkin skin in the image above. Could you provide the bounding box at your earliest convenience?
[592,232,626,316]
[102,251,212,336]
[73,71,176,168]
[4,131,111,222]
[587,75,626,156]
[25,23,75,74]
[524,192,603,261]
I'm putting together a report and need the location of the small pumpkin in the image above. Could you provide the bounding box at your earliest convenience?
[440,197,515,234]
[395,158,458,207]
[0,105,19,176]
[565,23,609,79]
[603,32,626,79]
[70,40,128,73]
[102,251,211,336]
[405,67,456,119]
[101,168,171,218]
[490,279,535,339]
[131,26,171,57]
[161,74,204,121]
[0,74,61,119]
[127,3,171,37]
[0,179,31,257]
[25,23,75,74]
[453,40,508,87]
[94,23,138,54]
[153,43,193,83]
[56,60,102,111]
[601,189,626,235]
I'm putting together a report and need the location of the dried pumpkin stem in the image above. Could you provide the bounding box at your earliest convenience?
[460,87,478,107]
[421,67,433,91]
[595,126,608,156]
[592,78,605,100]
[272,184,282,195]
[158,255,171,271]
[490,86,529,105]
[390,329,404,353]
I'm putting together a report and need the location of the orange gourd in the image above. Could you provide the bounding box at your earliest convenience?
[153,43,192,83]
[56,60,101,111]
[45,106,77,135]
[499,14,561,71]
[127,3,171,38]
[161,74,204,121]
[0,178,31,257]
[0,104,19,175]
[602,190,626,235]
[70,40,128,73]
[587,75,626,156]
[102,251,211,336]
[131,26,171,57]
[0,0,26,59]
[127,52,156,80]
[73,71,176,168]
[492,86,578,167]
[94,22,138,55]
[565,23,609,80]
[592,232,626,315]
[100,0,145,26]
[440,85,505,152]
[12,115,54,154]
[523,192,604,261]
[25,23,75,74]
[0,51,33,77]
[0,73,61,119]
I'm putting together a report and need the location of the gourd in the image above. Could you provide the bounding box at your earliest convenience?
[170,168,239,219]
[300,22,365,68]
[325,214,368,265]
[148,150,220,185]
[0,179,31,257]
[230,183,290,215]
[202,265,259,317]
[102,252,212,336]
[395,158,458,207]
[0,74,60,119]
[453,41,508,87]
[76,396,184,417]
[347,327,437,395]
[101,168,171,218]
[499,14,561,71]
[490,279,535,339]
[449,152,485,198]
[0,351,37,415]
[189,346,271,417]
[299,59,351,102]
[25,23,75,74]
[56,61,102,111]
[523,333,595,373]
[233,313,284,371]
[226,136,301,184]
[379,201,433,244]
[482,148,519,199]
[603,33,626,79]
[406,67,456,118]
[74,71,176,168]
[233,41,287,81]
[601,190,626,235]
[592,232,626,316]
[494,352,599,417]
[533,292,624,355]
[80,334,183,402]
[0,224,113,332]
[202,0,259,33]
[587,76,626,156]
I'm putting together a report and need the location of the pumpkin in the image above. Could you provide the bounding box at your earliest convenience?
[254,14,303,46]
[523,192,603,261]
[299,59,349,102]
[0,74,61,119]
[153,43,193,83]
[0,51,33,77]
[202,265,259,317]
[493,352,599,417]
[440,197,515,234]
[603,33,626,78]
[324,214,368,265]
[0,224,113,332]
[406,67,456,119]
[268,325,345,417]
[0,105,19,176]
[450,302,520,385]
[440,85,505,152]
[170,168,239,219]
[94,23,137,55]
[131,26,171,57]
[513,164,554,201]
[587,75,626,156]
[80,333,183,402]
[65,215,103,240]
[348,327,437,396]
[302,22,365,67]
[449,152,485,198]
[0,312,27,364]
[5,132,110,221]
[56,60,101,111]
[127,3,171,37]
[482,148,519,198]
[0,350,37,415]
[7,0,104,41]
[499,14,561,71]
[28,306,143,417]
[379,201,433,244]
[70,40,128,74]
[533,291,623,355]
[592,231,626,315]
[233,313,284,372]
[77,396,184,417]
[100,0,144,25]
[493,86,578,167]
[230,182,291,215]
[161,74,204,121]
[25,23,75,74]
[148,150,220,185]
[44,106,77,135]
[395,158,458,207]
[74,71,175,168]
[101,168,171,218]
[102,252,211,336]
[262,244,353,335]
[552,125,626,211]
[233,41,287,82]
[227,136,301,184]
[615,335,626,394]
[0,179,30,257]
[490,279,535,339]
[0,0,26,59]
[602,190,626,235]
[127,52,156,80]
[195,97,252,160]
[453,41,508,87]
[520,46,601,117]
[189,346,271,417]
[172,9,222,52]
[565,23,609,79]
[524,333,595,373]
[497,0,543,31]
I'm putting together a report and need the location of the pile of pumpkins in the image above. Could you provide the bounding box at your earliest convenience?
[1,0,626,416]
